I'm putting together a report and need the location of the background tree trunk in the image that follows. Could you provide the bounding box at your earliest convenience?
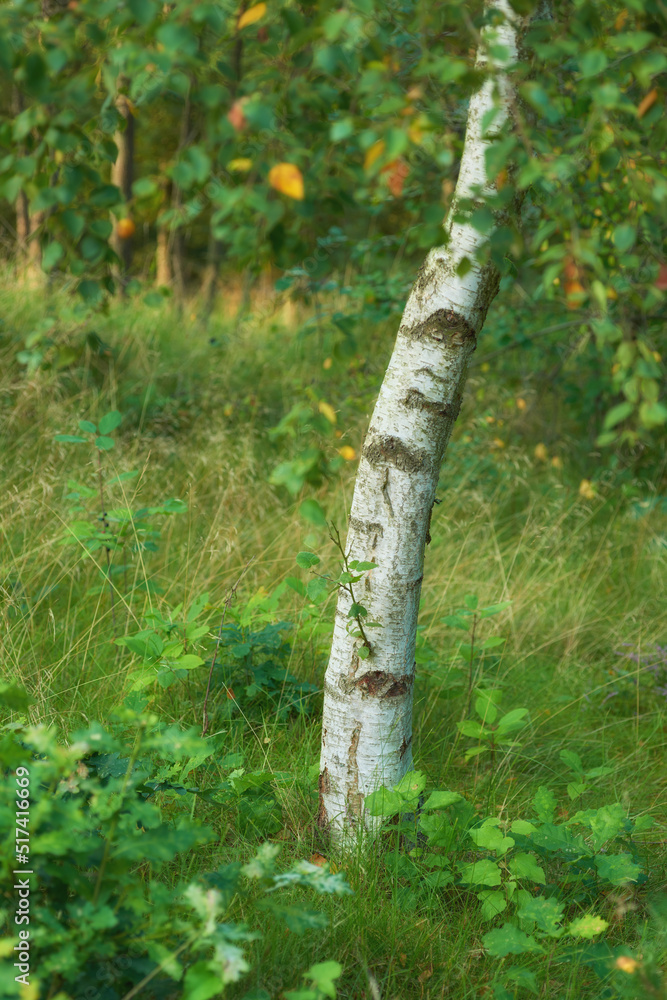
[110,93,135,292]
[318,0,522,844]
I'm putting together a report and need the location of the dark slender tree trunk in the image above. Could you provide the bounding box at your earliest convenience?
[110,93,135,293]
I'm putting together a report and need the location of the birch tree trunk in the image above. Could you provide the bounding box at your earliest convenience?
[318,0,523,843]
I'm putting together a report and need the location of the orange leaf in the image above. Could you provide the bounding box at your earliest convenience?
[238,2,266,29]
[382,159,409,197]
[637,88,658,119]
[227,99,248,131]
[338,446,356,461]
[268,162,304,200]
[655,262,667,290]
[364,139,385,171]
[309,853,328,866]
[614,9,628,30]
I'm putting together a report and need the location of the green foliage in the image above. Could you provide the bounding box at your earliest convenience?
[364,765,652,987]
[0,709,351,999]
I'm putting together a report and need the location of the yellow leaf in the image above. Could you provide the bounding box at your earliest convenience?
[364,139,385,171]
[637,88,658,119]
[551,455,563,469]
[534,443,548,461]
[228,158,253,172]
[516,397,527,411]
[579,479,596,500]
[238,2,266,29]
[268,162,304,200]
[338,446,356,461]
[615,956,639,974]
[323,357,333,370]
[318,400,337,424]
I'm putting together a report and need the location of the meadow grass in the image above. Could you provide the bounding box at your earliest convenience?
[0,280,665,999]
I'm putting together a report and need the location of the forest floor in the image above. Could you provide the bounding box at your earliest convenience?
[1,282,665,1000]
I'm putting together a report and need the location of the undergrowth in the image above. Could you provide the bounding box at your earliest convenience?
[0,281,665,1000]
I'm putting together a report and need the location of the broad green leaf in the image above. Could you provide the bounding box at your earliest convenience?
[508,853,545,884]
[296,552,321,569]
[95,436,115,451]
[478,601,512,618]
[595,853,642,885]
[517,896,564,936]
[458,859,502,886]
[54,434,87,444]
[477,889,507,921]
[495,708,528,735]
[98,411,122,434]
[78,420,97,434]
[364,787,403,816]
[483,923,541,957]
[441,615,469,630]
[464,594,478,610]
[302,961,342,1000]
[559,749,584,774]
[580,50,608,77]
[469,822,515,856]
[42,241,64,272]
[421,790,462,811]
[394,770,427,797]
[613,225,636,252]
[299,498,327,527]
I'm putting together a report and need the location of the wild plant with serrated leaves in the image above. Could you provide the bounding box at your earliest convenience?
[53,410,186,628]
[0,694,352,1000]
[364,758,653,999]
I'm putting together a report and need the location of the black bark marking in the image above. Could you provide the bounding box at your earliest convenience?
[346,725,363,820]
[354,670,413,699]
[399,735,412,759]
[317,766,330,829]
[363,435,431,475]
[402,388,455,419]
[381,468,394,517]
[349,516,384,538]
[402,308,476,346]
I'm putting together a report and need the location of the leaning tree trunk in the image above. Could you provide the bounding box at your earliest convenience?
[318,0,523,842]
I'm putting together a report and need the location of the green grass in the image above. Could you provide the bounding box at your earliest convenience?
[1,280,665,1000]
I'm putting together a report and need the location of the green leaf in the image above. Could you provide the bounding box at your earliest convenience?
[300,498,327,527]
[603,401,634,430]
[517,896,564,936]
[477,890,507,921]
[98,410,122,434]
[469,821,514,856]
[532,786,557,823]
[296,551,321,569]
[483,923,541,957]
[595,853,642,885]
[42,241,64,272]
[421,790,462,811]
[464,594,478,610]
[182,962,226,1000]
[357,645,370,660]
[0,682,35,712]
[457,720,485,739]
[478,636,506,650]
[458,858,502,886]
[496,708,528,735]
[302,961,342,999]
[613,225,636,253]
[639,401,667,429]
[567,914,609,938]
[78,420,97,434]
[173,655,204,670]
[567,782,587,801]
[478,601,512,618]
[441,615,469,630]
[475,688,502,723]
[559,749,584,774]
[394,770,427,798]
[507,852,545,884]
[54,434,87,444]
[95,436,115,451]
[580,50,608,77]
[348,561,378,571]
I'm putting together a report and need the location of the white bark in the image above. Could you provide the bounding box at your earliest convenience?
[318,1,521,842]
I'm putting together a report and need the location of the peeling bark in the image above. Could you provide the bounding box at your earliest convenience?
[318,0,524,842]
